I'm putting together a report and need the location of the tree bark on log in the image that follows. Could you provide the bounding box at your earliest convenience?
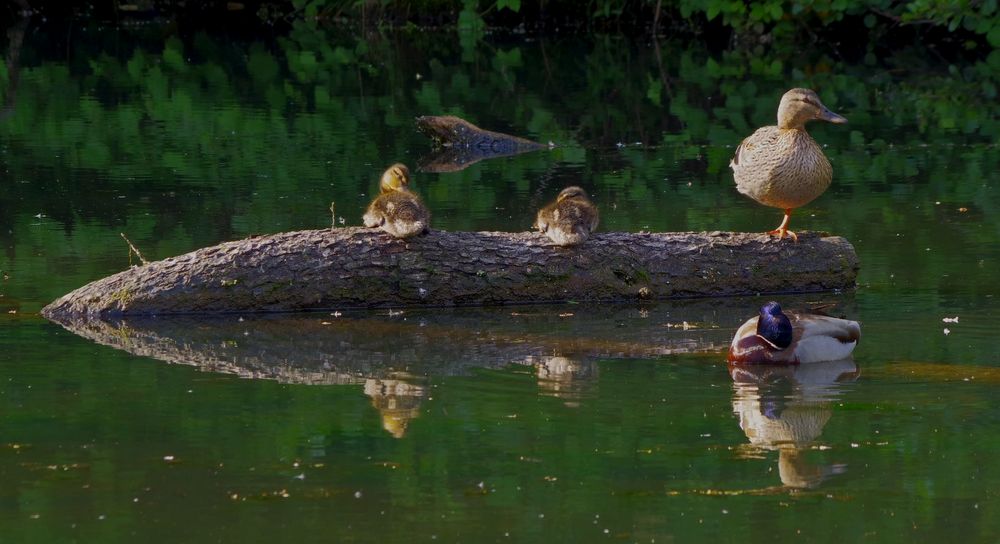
[40,227,859,319]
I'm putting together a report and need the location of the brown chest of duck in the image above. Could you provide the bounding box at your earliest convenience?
[730,88,847,241]
[363,163,431,239]
[534,186,599,247]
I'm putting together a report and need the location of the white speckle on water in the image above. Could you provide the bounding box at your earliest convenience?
[943,328,951,335]
[163,455,175,461]
[354,491,362,499]
[942,316,959,323]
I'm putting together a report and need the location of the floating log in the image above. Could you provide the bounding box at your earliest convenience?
[40,227,858,319]
[414,115,547,172]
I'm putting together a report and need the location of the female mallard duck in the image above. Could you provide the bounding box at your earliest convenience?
[731,88,847,241]
[729,301,860,365]
[363,163,430,239]
[534,186,599,246]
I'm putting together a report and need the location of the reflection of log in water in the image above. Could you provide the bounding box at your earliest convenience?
[417,145,539,173]
[730,359,858,489]
[47,299,767,384]
[41,226,859,319]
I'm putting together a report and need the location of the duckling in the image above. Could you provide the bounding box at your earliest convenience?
[728,301,860,365]
[534,186,599,246]
[363,163,430,239]
[730,88,847,241]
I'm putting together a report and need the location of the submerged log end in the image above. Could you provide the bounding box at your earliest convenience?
[415,115,545,150]
[41,228,858,320]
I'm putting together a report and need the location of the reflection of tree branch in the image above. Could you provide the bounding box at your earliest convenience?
[651,37,673,100]
[539,37,554,91]
[0,12,29,122]
[652,0,662,34]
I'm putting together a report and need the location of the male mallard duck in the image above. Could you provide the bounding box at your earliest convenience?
[730,88,847,241]
[363,163,430,239]
[534,186,599,246]
[728,301,860,364]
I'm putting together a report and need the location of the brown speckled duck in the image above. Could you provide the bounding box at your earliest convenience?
[730,88,847,241]
[363,163,431,239]
[534,186,599,246]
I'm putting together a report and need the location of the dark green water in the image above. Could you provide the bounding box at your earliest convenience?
[2,18,1000,542]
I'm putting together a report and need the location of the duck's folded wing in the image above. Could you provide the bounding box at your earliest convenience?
[795,315,861,343]
[791,315,861,363]
[730,138,751,168]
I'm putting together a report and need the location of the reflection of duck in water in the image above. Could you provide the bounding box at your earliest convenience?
[731,359,859,489]
[534,356,597,406]
[534,186,599,247]
[730,88,847,241]
[729,302,860,365]
[363,378,427,439]
[362,163,431,239]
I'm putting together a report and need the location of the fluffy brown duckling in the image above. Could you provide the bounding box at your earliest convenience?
[363,163,430,239]
[534,186,599,246]
[730,88,847,242]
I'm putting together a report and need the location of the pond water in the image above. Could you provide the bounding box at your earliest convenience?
[2,17,1000,542]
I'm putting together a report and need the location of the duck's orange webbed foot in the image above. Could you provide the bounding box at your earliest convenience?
[766,209,798,242]
[766,227,798,242]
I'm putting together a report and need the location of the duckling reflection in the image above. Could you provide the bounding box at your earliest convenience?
[533,355,597,406]
[364,377,427,439]
[730,358,859,489]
